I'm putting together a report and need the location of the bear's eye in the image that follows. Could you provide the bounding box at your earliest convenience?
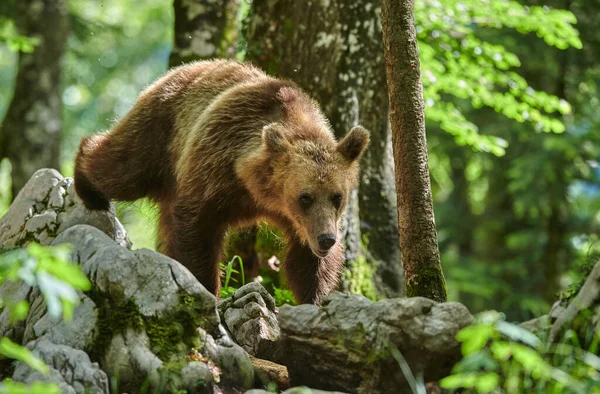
[332,194,343,210]
[299,193,313,210]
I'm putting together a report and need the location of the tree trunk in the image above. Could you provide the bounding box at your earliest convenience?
[537,25,570,304]
[0,0,68,198]
[381,0,447,302]
[245,0,403,298]
[169,0,235,67]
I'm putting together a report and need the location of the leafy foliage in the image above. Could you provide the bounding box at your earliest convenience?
[219,254,296,306]
[344,255,379,301]
[0,17,38,53]
[0,338,48,376]
[61,0,172,165]
[0,243,91,394]
[1,243,91,320]
[272,286,296,307]
[417,0,581,155]
[0,380,60,394]
[441,311,600,393]
[429,0,600,320]
[219,255,245,299]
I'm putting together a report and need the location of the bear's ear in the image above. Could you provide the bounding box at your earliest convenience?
[337,126,370,162]
[262,123,290,153]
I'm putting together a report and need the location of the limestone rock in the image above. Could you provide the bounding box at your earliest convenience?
[180,361,214,394]
[103,328,163,392]
[0,280,32,343]
[23,292,97,351]
[220,282,281,360]
[53,225,219,327]
[12,337,109,394]
[1,171,256,393]
[0,168,130,250]
[279,292,473,393]
[52,224,252,392]
[201,326,255,389]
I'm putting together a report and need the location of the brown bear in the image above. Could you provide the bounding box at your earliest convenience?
[74,59,369,305]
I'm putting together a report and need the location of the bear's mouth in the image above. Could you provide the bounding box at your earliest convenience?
[313,248,330,258]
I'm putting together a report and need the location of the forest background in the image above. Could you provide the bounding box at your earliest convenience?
[0,0,599,322]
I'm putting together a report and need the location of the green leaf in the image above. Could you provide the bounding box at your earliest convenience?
[440,373,477,389]
[475,372,500,392]
[490,341,511,360]
[0,338,48,375]
[0,380,60,394]
[8,300,29,322]
[456,324,495,355]
[39,260,91,291]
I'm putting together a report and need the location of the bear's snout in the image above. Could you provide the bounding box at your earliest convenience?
[317,233,336,251]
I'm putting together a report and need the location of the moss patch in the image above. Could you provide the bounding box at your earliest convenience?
[405,262,448,302]
[88,288,213,392]
[90,289,208,360]
[145,292,205,362]
[344,255,379,301]
[88,288,144,362]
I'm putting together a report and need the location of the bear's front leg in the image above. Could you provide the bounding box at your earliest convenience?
[284,236,344,305]
[162,204,227,296]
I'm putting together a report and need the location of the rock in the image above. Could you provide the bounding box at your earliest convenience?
[52,224,252,392]
[1,171,256,393]
[12,337,109,394]
[103,328,163,392]
[220,282,281,361]
[53,225,219,327]
[0,280,32,343]
[202,326,255,389]
[0,168,130,250]
[24,292,98,351]
[278,292,473,393]
[180,361,213,394]
[550,261,600,343]
[2,170,478,393]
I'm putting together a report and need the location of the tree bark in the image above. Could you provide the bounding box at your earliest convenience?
[381,0,447,301]
[169,0,235,67]
[245,0,403,297]
[0,0,68,199]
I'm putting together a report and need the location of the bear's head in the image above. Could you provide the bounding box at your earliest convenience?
[256,123,370,257]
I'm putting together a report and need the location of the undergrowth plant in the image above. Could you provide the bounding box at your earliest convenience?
[441,311,600,393]
[219,255,245,299]
[219,255,296,306]
[0,242,91,394]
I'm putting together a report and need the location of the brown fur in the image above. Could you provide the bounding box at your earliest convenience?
[74,60,369,304]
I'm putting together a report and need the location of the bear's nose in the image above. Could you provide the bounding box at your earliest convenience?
[317,233,336,250]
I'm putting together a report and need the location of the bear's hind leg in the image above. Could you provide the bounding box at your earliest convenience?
[284,236,344,305]
[74,122,167,210]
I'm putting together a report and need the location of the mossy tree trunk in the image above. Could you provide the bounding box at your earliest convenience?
[0,0,68,199]
[381,0,447,302]
[169,0,236,67]
[244,0,404,298]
